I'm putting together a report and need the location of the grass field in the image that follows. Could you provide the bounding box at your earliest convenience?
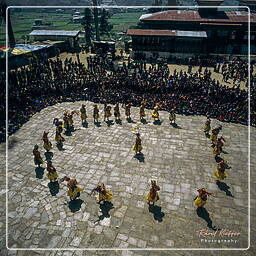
[0,9,143,46]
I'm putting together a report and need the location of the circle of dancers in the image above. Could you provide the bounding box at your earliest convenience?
[194,119,232,210]
[33,103,232,222]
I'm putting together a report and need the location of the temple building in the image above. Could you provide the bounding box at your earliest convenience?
[127,0,256,60]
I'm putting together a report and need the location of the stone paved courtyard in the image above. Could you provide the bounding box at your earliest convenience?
[0,101,256,256]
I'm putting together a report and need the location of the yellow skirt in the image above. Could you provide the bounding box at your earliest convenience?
[146,192,159,203]
[68,187,83,199]
[213,146,220,155]
[169,115,176,121]
[152,112,159,118]
[210,134,217,142]
[93,113,99,119]
[140,111,146,117]
[44,142,52,151]
[125,110,130,116]
[114,111,120,117]
[133,144,142,152]
[215,169,227,180]
[99,190,112,201]
[105,111,111,118]
[47,171,58,181]
[194,196,206,208]
[81,113,87,120]
[203,125,210,132]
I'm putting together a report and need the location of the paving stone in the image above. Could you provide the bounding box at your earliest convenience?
[165,240,174,247]
[0,101,254,253]
[137,239,147,248]
[23,208,38,219]
[117,233,128,242]
[127,237,138,246]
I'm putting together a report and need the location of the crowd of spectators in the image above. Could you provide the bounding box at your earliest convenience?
[0,54,255,143]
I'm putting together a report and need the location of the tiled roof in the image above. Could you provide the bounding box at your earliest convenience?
[139,10,256,23]
[127,29,176,37]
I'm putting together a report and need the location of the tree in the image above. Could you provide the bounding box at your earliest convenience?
[99,9,113,36]
[92,0,100,41]
[148,0,163,14]
[81,8,93,46]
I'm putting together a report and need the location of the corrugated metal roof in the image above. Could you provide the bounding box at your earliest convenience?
[29,30,80,37]
[200,22,243,26]
[139,10,256,23]
[176,30,207,37]
[127,29,207,38]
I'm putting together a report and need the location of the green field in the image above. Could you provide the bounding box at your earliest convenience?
[0,9,144,46]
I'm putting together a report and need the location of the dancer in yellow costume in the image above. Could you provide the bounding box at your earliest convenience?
[55,129,64,148]
[133,132,142,154]
[215,160,229,181]
[67,111,78,129]
[210,125,222,145]
[104,105,112,121]
[46,161,58,182]
[114,103,121,121]
[139,102,146,120]
[213,136,225,156]
[203,118,211,136]
[146,180,160,205]
[194,188,212,208]
[33,145,44,167]
[169,108,176,123]
[42,131,52,152]
[91,184,113,204]
[151,104,160,120]
[53,118,64,134]
[125,103,132,119]
[80,104,87,124]
[93,104,100,123]
[62,176,83,200]
[63,112,70,131]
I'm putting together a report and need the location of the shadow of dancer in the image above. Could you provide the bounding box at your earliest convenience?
[35,167,44,179]
[153,119,162,125]
[196,207,217,231]
[94,121,101,127]
[82,121,88,128]
[214,155,223,163]
[64,128,72,136]
[98,201,114,220]
[140,118,148,124]
[127,117,136,123]
[134,152,145,162]
[148,205,165,222]
[48,181,60,196]
[115,119,122,125]
[170,123,182,129]
[106,120,114,127]
[57,143,65,151]
[205,133,210,139]
[216,181,234,197]
[68,199,84,213]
